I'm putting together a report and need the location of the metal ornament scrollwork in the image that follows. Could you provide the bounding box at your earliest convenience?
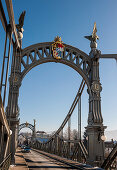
[20,42,91,93]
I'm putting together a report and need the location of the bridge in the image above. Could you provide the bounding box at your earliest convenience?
[0,0,117,169]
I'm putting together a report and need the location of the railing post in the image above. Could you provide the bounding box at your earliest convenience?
[78,95,81,162]
[78,94,81,141]
[0,124,4,163]
[68,118,71,158]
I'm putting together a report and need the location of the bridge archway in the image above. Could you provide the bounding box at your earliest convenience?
[20,42,92,94]
[18,122,34,133]
[6,39,104,165]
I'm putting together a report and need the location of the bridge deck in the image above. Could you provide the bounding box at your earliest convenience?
[23,149,74,169]
[9,147,103,170]
[9,148,75,169]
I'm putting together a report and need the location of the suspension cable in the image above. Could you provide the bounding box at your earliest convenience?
[44,79,86,144]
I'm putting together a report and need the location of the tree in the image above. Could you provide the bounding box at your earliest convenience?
[71,129,78,140]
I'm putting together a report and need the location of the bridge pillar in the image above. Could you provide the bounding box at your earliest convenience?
[86,41,106,166]
[32,119,36,141]
[9,122,18,163]
[6,48,21,163]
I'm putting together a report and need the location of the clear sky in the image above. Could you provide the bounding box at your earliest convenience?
[0,0,117,134]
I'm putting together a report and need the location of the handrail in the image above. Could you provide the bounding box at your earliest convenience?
[0,153,11,169]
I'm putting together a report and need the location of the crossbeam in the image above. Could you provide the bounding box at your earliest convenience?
[5,0,20,48]
[101,54,117,60]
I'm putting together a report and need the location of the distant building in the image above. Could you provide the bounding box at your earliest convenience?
[36,131,50,143]
[36,137,49,143]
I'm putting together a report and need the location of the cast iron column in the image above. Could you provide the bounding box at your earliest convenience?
[86,41,106,166]
[6,48,21,163]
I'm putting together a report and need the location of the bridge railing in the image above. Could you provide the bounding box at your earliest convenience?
[32,137,88,164]
[0,152,11,170]
[0,94,11,164]
[31,79,87,163]
[101,142,117,169]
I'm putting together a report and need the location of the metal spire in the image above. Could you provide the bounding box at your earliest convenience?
[84,22,99,43]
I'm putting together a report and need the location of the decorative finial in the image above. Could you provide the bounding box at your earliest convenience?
[54,36,62,43]
[84,22,99,49]
[16,11,26,40]
[34,119,36,126]
[25,121,29,127]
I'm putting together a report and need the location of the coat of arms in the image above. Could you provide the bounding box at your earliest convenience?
[52,36,64,59]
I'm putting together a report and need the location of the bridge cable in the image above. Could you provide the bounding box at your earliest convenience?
[43,79,85,144]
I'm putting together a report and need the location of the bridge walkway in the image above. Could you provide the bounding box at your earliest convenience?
[9,148,75,169]
[9,147,103,170]
[9,148,28,170]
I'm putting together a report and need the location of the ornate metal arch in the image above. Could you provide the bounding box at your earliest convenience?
[20,42,92,94]
[19,123,34,132]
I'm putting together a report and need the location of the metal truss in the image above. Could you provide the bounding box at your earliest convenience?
[21,43,91,85]
[101,54,117,60]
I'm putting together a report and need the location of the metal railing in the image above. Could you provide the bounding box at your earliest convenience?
[0,153,11,170]
[101,143,117,169]
[31,80,87,163]
[32,138,88,164]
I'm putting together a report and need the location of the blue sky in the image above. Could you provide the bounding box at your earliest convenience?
[0,0,117,134]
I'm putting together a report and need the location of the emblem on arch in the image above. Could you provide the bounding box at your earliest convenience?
[52,36,65,59]
[91,81,102,94]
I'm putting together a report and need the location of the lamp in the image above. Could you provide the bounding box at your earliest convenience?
[10,130,12,135]
[101,135,107,141]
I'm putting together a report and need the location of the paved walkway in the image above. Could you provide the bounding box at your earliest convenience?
[23,149,72,169]
[9,148,75,169]
[9,148,29,170]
